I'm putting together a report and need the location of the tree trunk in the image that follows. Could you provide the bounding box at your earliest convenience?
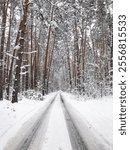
[12,0,29,103]
[0,0,9,100]
[74,19,81,93]
[63,35,72,90]
[4,9,11,100]
[46,32,56,93]
[42,5,54,95]
[30,10,34,89]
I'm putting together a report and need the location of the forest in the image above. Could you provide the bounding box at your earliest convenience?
[0,0,113,103]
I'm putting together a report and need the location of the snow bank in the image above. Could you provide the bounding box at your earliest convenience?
[61,93,113,150]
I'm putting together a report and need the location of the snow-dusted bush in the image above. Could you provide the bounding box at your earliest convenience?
[22,90,44,101]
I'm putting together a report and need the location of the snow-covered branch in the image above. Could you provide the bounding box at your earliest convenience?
[22,51,37,54]
[21,65,30,69]
[5,52,19,60]
[20,71,29,75]
[14,45,20,50]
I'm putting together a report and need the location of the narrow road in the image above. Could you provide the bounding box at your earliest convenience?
[4,93,88,150]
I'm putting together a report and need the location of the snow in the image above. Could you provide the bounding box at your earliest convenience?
[61,93,113,150]
[0,92,112,150]
[22,51,37,54]
[5,52,19,60]
[20,71,28,75]
[50,20,58,28]
[14,45,20,50]
[21,65,30,69]
[57,2,64,7]
[0,92,57,149]
[41,94,72,150]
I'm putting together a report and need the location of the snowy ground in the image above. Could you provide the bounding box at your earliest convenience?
[41,94,73,150]
[0,92,112,150]
[61,93,113,150]
[0,92,57,150]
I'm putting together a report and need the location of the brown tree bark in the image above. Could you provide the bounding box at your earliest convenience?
[30,9,34,89]
[0,0,9,100]
[63,35,72,90]
[74,19,81,93]
[24,28,29,91]
[6,8,22,100]
[4,8,11,100]
[12,0,29,103]
[46,32,56,93]
[42,5,54,95]
[33,26,39,90]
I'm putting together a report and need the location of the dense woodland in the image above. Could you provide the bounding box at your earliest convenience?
[0,0,113,103]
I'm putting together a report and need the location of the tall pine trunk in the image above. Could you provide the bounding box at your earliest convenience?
[0,0,8,100]
[42,5,54,95]
[12,0,29,103]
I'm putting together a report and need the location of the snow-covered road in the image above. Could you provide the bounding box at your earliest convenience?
[0,92,112,150]
[0,93,57,150]
[61,93,112,150]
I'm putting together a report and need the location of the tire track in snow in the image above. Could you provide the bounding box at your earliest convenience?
[60,95,88,150]
[3,94,57,150]
[40,94,73,150]
[18,97,56,150]
[61,94,112,150]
